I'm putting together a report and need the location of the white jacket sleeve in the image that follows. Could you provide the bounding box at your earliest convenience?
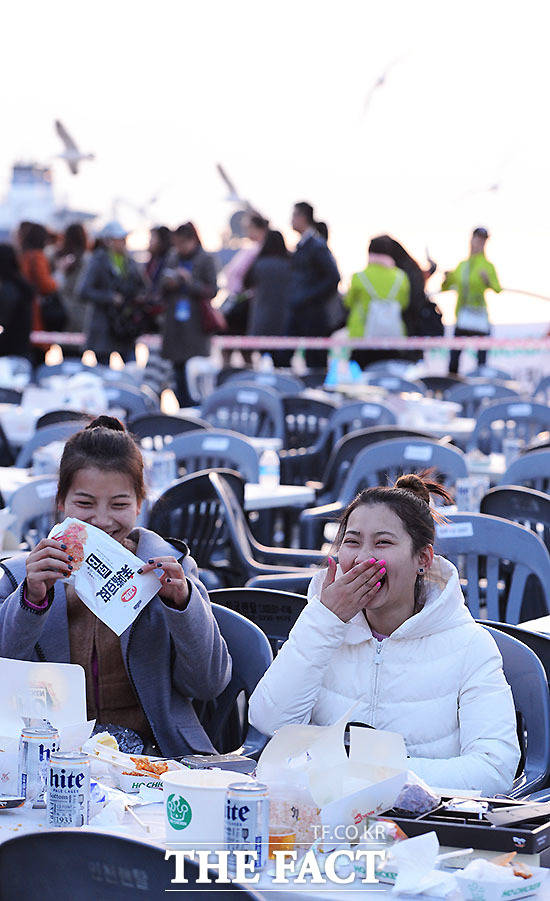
[408,628,520,795]
[249,571,347,736]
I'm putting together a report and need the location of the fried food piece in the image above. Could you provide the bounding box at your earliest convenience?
[512,861,532,879]
[129,756,169,777]
[492,851,517,867]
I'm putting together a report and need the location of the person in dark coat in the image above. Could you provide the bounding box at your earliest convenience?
[243,229,291,364]
[286,201,340,369]
[0,243,33,358]
[384,236,438,362]
[161,222,218,407]
[78,221,146,365]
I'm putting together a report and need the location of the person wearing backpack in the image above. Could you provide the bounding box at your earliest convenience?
[344,235,411,369]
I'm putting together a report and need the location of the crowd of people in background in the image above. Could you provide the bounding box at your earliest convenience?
[0,204,503,402]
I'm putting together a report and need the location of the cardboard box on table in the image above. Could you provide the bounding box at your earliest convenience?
[256,710,408,839]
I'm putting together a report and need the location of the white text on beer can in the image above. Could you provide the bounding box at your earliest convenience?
[224,782,269,874]
[48,752,90,827]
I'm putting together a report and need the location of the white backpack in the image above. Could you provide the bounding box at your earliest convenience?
[359,270,405,338]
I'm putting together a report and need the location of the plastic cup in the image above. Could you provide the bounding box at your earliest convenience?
[268,824,296,859]
[161,768,252,850]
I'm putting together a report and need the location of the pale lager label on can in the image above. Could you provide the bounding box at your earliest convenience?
[224,781,269,874]
[47,751,90,827]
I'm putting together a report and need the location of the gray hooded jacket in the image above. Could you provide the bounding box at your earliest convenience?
[0,528,231,757]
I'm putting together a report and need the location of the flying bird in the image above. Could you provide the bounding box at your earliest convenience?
[55,120,95,175]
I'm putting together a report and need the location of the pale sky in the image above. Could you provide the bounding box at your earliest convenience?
[2,0,550,324]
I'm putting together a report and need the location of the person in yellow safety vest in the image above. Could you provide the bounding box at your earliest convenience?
[441,226,502,375]
[344,235,411,370]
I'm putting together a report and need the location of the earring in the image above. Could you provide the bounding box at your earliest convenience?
[417,566,425,575]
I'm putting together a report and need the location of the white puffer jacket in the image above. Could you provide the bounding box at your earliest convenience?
[249,556,520,795]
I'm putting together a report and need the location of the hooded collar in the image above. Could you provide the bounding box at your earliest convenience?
[313,556,473,646]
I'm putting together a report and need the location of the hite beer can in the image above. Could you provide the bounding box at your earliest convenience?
[224,781,269,874]
[18,723,60,802]
[47,751,90,827]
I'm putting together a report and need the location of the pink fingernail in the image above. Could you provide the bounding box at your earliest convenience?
[379,567,386,575]
[368,557,376,564]
[376,581,381,589]
[378,559,386,565]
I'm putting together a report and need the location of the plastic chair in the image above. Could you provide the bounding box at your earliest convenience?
[210,587,307,655]
[363,359,412,375]
[365,374,427,395]
[443,382,520,418]
[469,400,550,454]
[0,387,22,405]
[281,395,339,451]
[185,355,219,402]
[15,421,85,468]
[0,421,15,467]
[500,449,550,493]
[280,423,440,491]
[246,572,314,595]
[0,831,262,899]
[147,469,324,588]
[6,475,58,547]
[201,383,285,439]
[35,360,88,382]
[418,374,465,397]
[200,602,272,758]
[534,374,550,404]
[482,625,550,796]
[481,485,550,553]
[1,355,33,382]
[168,430,260,483]
[103,385,156,419]
[300,438,467,549]
[434,512,550,624]
[36,409,92,429]
[467,365,514,380]
[224,369,305,395]
[128,413,211,448]
[484,620,550,685]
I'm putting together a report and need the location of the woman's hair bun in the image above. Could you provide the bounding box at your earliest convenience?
[85,415,126,433]
[395,473,431,505]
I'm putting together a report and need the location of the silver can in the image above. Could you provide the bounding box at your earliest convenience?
[18,722,60,803]
[47,751,90,827]
[225,781,269,874]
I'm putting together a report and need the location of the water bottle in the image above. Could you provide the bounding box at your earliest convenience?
[259,448,280,487]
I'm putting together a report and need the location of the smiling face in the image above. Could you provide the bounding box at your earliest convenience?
[58,466,141,543]
[338,502,432,622]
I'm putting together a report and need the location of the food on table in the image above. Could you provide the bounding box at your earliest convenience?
[491,851,532,879]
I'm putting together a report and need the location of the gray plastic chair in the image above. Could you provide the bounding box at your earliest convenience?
[15,421,84,468]
[128,413,211,449]
[483,625,550,796]
[223,369,305,395]
[481,485,550,553]
[7,475,58,547]
[469,400,550,454]
[467,365,514,380]
[365,374,427,395]
[434,512,550,623]
[104,385,157,418]
[443,381,520,417]
[500,449,550,493]
[534,374,550,404]
[282,395,339,451]
[328,401,397,441]
[201,382,285,438]
[203,602,272,758]
[168,430,260,483]
[300,438,467,549]
[210,587,307,656]
[0,830,262,899]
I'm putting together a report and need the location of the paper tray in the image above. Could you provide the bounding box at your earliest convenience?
[379,795,550,856]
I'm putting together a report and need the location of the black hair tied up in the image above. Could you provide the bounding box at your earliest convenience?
[85,415,126,433]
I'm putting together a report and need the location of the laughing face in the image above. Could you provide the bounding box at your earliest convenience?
[58,466,141,543]
[338,502,431,623]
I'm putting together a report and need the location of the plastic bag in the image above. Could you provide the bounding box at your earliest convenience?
[48,518,161,636]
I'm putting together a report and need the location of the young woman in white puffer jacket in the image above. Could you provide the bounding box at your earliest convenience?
[249,473,520,796]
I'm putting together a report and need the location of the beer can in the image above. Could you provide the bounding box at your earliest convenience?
[47,751,90,827]
[224,781,269,874]
[18,722,60,802]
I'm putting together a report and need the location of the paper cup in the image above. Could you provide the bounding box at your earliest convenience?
[161,768,252,849]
